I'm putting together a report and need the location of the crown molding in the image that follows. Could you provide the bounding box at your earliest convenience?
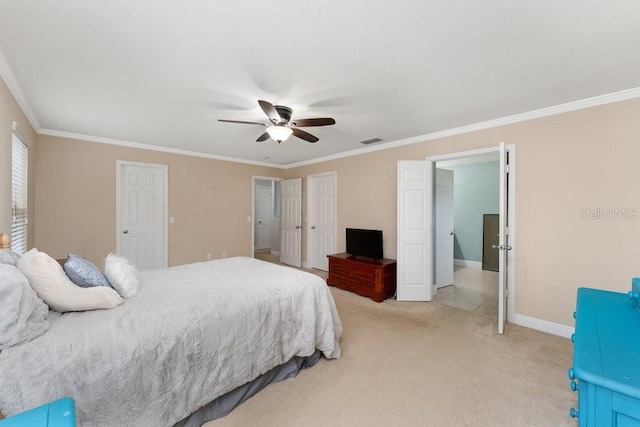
[0,48,41,132]
[38,129,282,168]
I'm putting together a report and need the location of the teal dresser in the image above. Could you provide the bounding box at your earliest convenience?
[0,398,75,427]
[569,282,640,425]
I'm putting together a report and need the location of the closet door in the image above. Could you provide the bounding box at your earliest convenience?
[117,161,168,270]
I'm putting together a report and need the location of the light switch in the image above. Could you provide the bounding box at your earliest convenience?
[247,216,251,222]
[169,217,175,224]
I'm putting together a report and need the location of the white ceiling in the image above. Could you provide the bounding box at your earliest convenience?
[1,1,639,166]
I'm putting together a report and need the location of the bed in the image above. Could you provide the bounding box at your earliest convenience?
[0,255,342,426]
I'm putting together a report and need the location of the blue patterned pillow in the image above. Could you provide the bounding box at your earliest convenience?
[64,254,112,288]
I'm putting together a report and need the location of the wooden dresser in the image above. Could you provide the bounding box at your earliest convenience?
[569,283,640,426]
[326,253,396,302]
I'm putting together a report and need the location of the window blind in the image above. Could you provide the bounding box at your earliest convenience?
[11,133,28,254]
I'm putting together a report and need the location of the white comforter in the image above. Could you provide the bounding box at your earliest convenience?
[0,257,342,426]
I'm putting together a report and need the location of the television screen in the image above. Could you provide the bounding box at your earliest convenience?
[346,228,383,259]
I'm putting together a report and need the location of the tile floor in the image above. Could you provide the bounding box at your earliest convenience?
[254,250,498,318]
[433,265,499,318]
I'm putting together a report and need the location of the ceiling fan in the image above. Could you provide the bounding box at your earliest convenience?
[218,100,336,143]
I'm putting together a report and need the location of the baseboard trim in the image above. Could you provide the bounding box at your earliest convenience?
[511,313,574,339]
[270,250,280,256]
[454,259,482,269]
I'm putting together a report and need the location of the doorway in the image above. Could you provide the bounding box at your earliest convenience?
[397,144,514,333]
[252,176,281,259]
[433,155,500,317]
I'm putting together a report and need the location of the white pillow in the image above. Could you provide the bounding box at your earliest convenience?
[104,253,139,298]
[17,248,123,313]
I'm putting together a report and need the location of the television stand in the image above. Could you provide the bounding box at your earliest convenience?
[326,253,396,302]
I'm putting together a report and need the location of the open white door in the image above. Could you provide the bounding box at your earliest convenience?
[497,143,510,334]
[435,168,454,288]
[397,161,433,301]
[280,178,302,267]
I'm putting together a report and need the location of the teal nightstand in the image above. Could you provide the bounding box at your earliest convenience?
[0,398,75,427]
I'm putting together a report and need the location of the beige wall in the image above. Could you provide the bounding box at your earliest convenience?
[288,98,640,328]
[0,77,36,248]
[7,61,640,331]
[34,135,285,267]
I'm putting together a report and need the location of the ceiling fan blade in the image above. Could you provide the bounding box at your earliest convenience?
[290,118,336,127]
[258,100,281,124]
[256,132,270,142]
[292,128,319,143]
[218,119,266,126]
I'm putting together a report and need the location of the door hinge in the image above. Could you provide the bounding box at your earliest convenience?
[505,164,510,173]
[505,288,510,298]
[505,226,509,236]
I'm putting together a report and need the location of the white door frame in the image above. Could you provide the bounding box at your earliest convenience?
[251,176,282,258]
[428,145,516,327]
[116,160,168,268]
[306,171,337,270]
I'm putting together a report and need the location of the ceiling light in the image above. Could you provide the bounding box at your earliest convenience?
[266,126,293,143]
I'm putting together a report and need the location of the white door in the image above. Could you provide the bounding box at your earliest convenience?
[280,178,302,267]
[397,161,433,301]
[117,162,167,270]
[435,168,454,288]
[256,186,272,250]
[497,143,510,334]
[308,173,336,271]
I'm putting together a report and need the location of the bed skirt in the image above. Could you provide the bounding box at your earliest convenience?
[174,349,322,426]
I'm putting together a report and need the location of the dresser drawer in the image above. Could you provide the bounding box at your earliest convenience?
[329,259,377,281]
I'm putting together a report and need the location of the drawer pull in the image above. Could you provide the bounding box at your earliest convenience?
[571,334,575,343]
[573,311,576,319]
[570,380,577,391]
[570,407,579,418]
[629,291,639,300]
[568,368,575,380]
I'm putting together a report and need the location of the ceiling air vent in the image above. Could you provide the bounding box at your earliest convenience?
[359,137,383,145]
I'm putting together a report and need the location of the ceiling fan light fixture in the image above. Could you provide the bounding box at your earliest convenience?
[220,100,334,143]
[266,125,293,143]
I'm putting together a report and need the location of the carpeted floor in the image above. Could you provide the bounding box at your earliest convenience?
[204,281,576,427]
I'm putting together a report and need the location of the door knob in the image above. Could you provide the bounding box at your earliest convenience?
[492,244,512,250]
[123,230,128,234]
[311,226,316,229]
[295,225,301,229]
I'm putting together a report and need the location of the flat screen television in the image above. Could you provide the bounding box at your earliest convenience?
[346,228,383,260]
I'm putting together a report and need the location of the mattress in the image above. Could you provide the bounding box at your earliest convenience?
[0,257,342,426]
